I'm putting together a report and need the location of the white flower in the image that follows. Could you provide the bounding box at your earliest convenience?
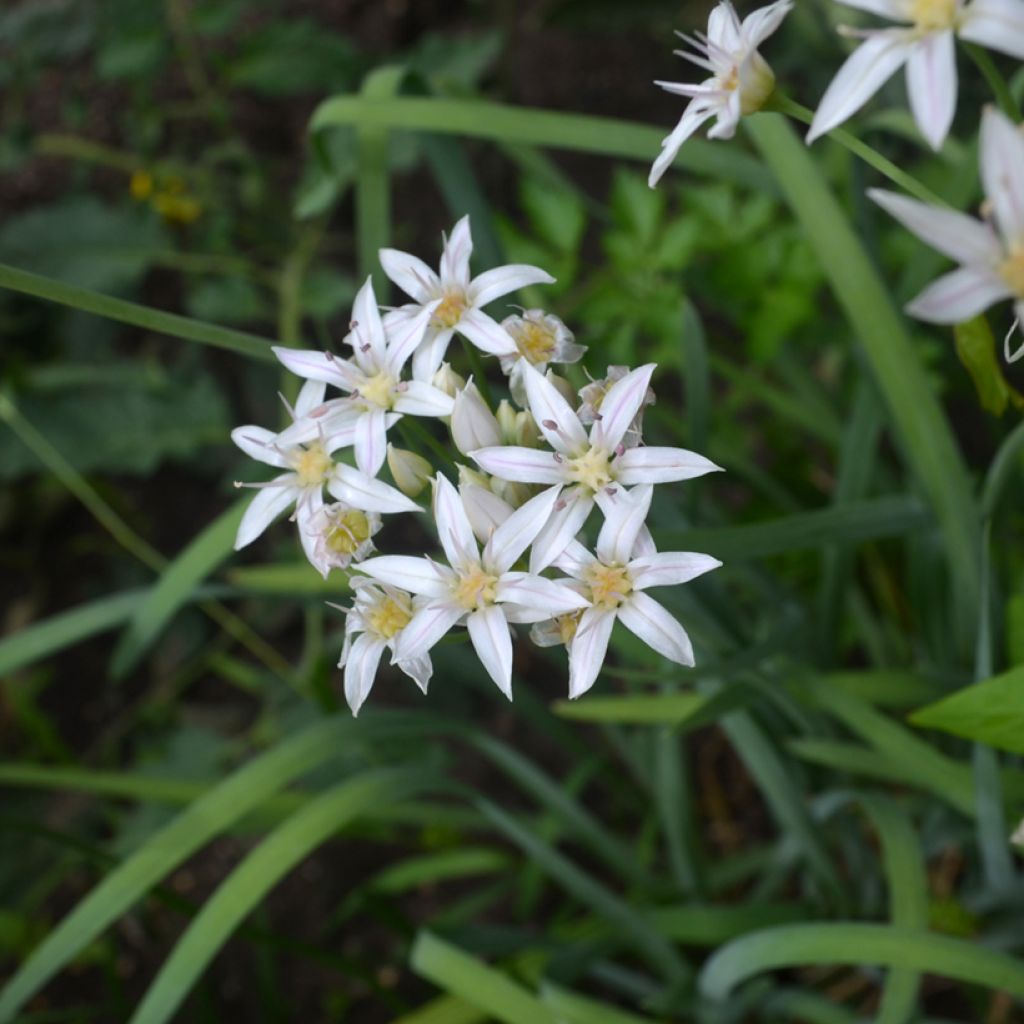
[808,0,1024,151]
[231,379,418,565]
[470,362,721,573]
[305,502,381,579]
[379,215,556,381]
[272,277,454,476]
[649,0,793,187]
[497,309,586,404]
[355,475,590,699]
[578,366,655,451]
[546,486,721,698]
[868,107,1024,330]
[339,580,432,716]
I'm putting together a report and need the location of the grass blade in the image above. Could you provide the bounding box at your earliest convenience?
[539,982,659,1024]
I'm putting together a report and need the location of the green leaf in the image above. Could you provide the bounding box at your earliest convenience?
[369,848,512,894]
[0,718,351,1020]
[539,982,659,1024]
[821,670,938,709]
[649,902,807,945]
[110,499,246,679]
[910,665,1024,753]
[227,562,343,595]
[955,316,1024,415]
[186,277,269,326]
[392,995,485,1024]
[128,770,421,1024]
[700,923,1024,1001]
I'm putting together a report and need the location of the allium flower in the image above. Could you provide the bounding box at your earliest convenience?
[232,380,418,564]
[808,0,1024,151]
[868,107,1024,330]
[649,0,793,188]
[541,486,722,698]
[379,216,555,381]
[355,476,590,699]
[471,363,720,572]
[305,502,381,579]
[339,579,432,716]
[272,277,453,476]
[578,366,656,450]
[497,309,586,404]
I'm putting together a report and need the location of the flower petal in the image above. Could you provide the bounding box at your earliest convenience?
[441,215,473,289]
[379,248,440,304]
[433,473,480,570]
[392,600,464,663]
[568,608,616,699]
[384,301,440,376]
[458,308,517,356]
[741,0,794,48]
[393,380,455,418]
[356,555,452,597]
[835,0,912,19]
[648,101,717,188]
[906,266,1013,322]
[615,446,722,485]
[273,347,360,390]
[906,30,956,151]
[231,426,288,468]
[980,105,1024,245]
[460,481,515,543]
[708,1,742,49]
[412,327,455,382]
[529,488,593,573]
[591,363,655,451]
[344,633,386,716]
[295,487,324,568]
[618,592,695,666]
[471,445,566,484]
[496,572,591,616]
[235,477,298,549]
[354,407,389,477]
[294,379,327,418]
[959,0,1024,59]
[330,464,421,514]
[467,604,515,700]
[522,362,589,454]
[552,539,596,578]
[596,485,654,565]
[484,485,563,574]
[630,551,722,590]
[868,189,1002,265]
[349,276,387,367]
[469,264,556,308]
[807,31,915,143]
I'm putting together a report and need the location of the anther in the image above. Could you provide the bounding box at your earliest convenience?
[553,453,564,463]
[542,419,558,430]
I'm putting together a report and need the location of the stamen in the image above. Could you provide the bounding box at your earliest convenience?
[276,393,297,420]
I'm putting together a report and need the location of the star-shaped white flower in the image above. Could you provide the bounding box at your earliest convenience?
[808,0,1024,151]
[379,215,556,381]
[543,486,721,698]
[470,362,721,573]
[304,501,381,579]
[339,580,432,716]
[272,277,454,476]
[868,107,1024,333]
[232,379,418,565]
[649,0,793,187]
[355,475,590,700]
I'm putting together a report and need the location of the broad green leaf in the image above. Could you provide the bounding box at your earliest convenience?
[539,982,659,1024]
[910,665,1024,753]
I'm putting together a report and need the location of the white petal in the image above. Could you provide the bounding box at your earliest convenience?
[273,399,357,448]
[330,464,421,514]
[354,408,389,476]
[522,362,589,454]
[344,634,386,716]
[529,489,593,573]
[441,215,473,288]
[591,363,655,451]
[835,0,912,18]
[294,379,327,418]
[618,592,694,666]
[906,30,956,151]
[234,477,298,549]
[451,383,502,455]
[868,188,1002,265]
[412,327,455,382]
[708,2,743,50]
[484,485,563,574]
[496,572,591,615]
[741,0,794,47]
[231,426,288,468]
[295,487,324,569]
[568,608,616,699]
[350,276,387,366]
[980,105,1024,245]
[396,652,433,693]
[648,102,717,188]
[633,524,657,558]
[706,88,742,140]
[379,248,440,304]
[467,605,515,700]
[596,485,654,565]
[959,0,1024,59]
[392,600,464,663]
[807,32,915,143]
[552,539,596,578]
[615,446,722,485]
[433,473,480,570]
[384,301,440,376]
[356,555,452,597]
[273,347,360,390]
[471,445,566,485]
[629,551,723,590]
[393,381,455,418]
[905,266,1013,322]
[469,264,556,308]
[458,308,517,356]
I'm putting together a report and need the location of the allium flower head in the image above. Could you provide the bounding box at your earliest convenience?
[649,0,793,187]
[380,216,556,381]
[869,107,1024,334]
[808,0,1024,150]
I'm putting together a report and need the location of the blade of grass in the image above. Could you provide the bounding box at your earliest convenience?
[649,902,807,945]
[391,995,485,1024]
[539,982,659,1024]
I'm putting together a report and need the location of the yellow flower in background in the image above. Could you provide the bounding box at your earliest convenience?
[128,168,202,225]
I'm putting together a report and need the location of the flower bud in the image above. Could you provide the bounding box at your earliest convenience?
[545,370,576,406]
[387,444,432,498]
[451,381,501,455]
[459,479,514,543]
[431,362,466,399]
[492,478,532,509]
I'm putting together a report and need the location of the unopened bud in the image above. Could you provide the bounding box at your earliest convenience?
[545,370,575,405]
[451,380,501,455]
[387,444,432,498]
[431,362,466,399]
[459,480,514,543]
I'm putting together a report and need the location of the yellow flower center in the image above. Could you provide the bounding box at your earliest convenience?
[565,446,613,493]
[294,442,333,486]
[584,563,633,611]
[557,610,584,645]
[433,290,468,329]
[512,321,556,365]
[358,371,397,410]
[453,565,499,610]
[325,509,372,555]
[1000,246,1024,297]
[367,596,413,639]
[911,0,957,31]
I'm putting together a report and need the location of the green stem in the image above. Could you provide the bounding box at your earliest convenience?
[964,44,1022,121]
[767,94,947,207]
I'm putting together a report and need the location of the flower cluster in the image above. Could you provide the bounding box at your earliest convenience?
[232,217,721,714]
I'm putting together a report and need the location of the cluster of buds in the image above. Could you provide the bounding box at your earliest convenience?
[232,217,722,714]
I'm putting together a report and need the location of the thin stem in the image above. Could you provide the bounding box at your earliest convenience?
[964,44,1022,121]
[766,94,947,207]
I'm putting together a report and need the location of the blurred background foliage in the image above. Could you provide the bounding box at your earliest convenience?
[3,0,1024,1022]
